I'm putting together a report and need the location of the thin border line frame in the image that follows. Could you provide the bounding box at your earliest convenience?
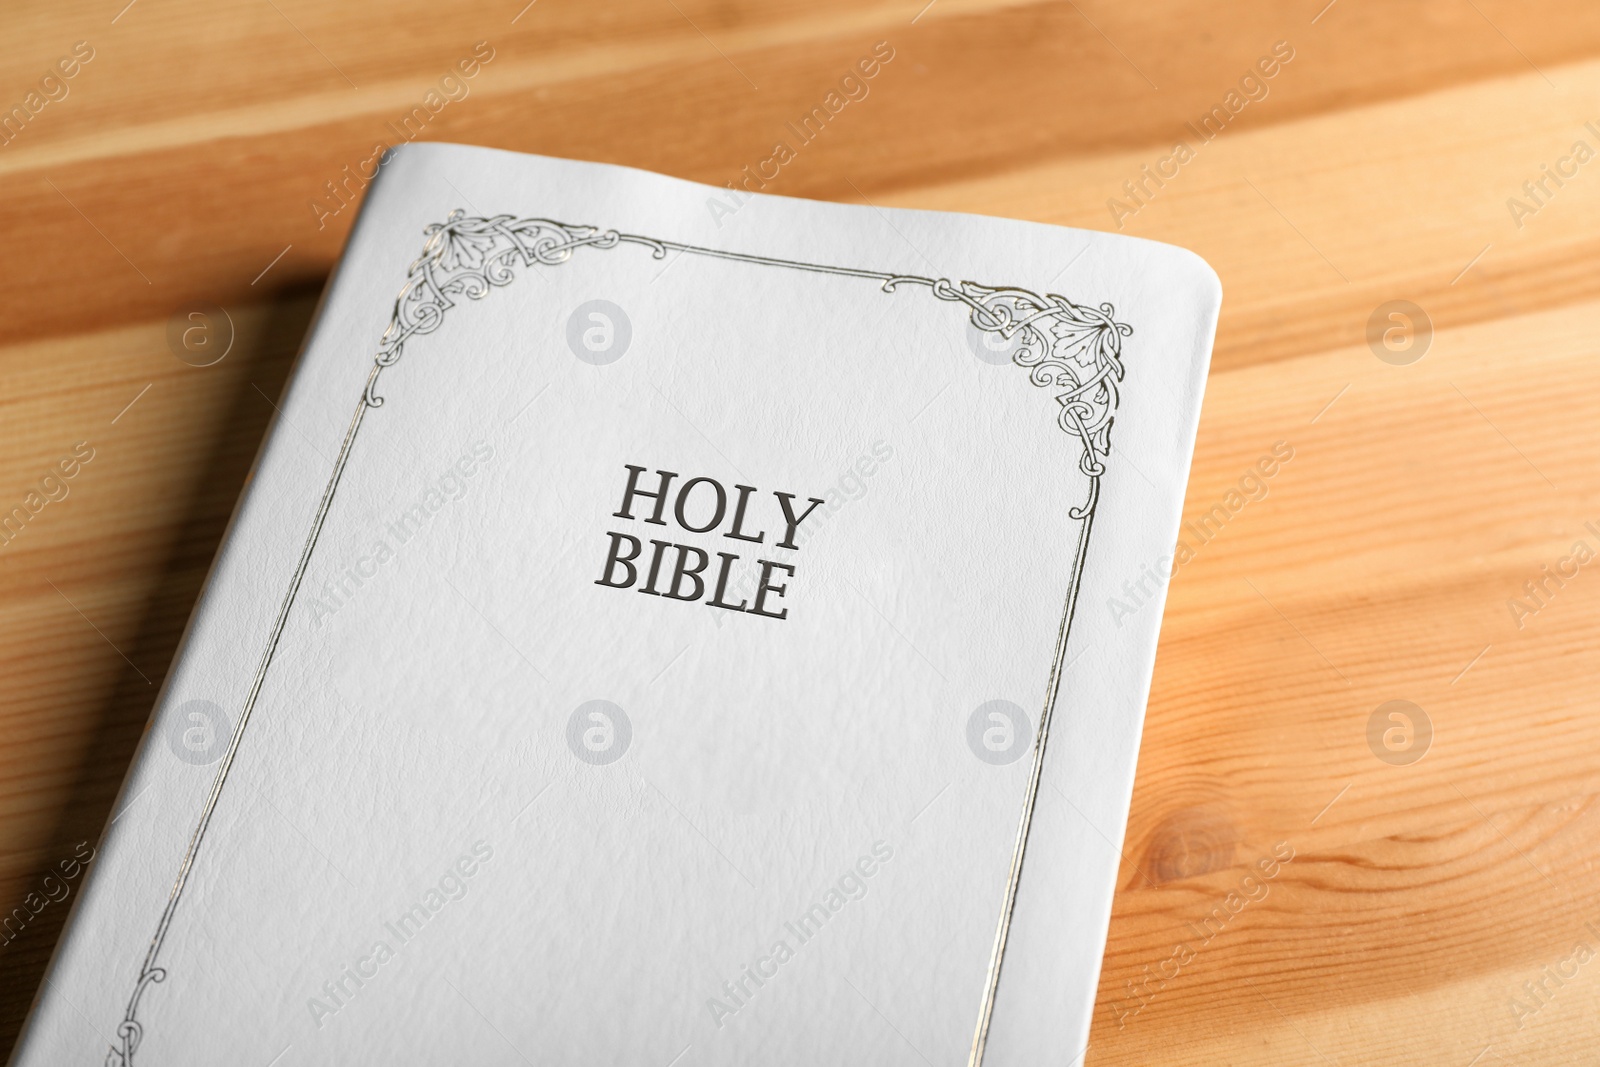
[106,210,1132,1067]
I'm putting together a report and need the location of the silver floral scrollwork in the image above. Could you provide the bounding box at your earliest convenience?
[366,212,1132,494]
[367,211,666,407]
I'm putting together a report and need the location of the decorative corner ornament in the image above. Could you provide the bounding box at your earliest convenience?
[365,211,1131,497]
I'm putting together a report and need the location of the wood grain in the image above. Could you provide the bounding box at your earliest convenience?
[3,1,1599,1063]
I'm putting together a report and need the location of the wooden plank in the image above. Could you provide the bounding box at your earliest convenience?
[3,0,1600,1062]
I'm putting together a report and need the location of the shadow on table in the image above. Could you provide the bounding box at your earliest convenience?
[0,276,327,1061]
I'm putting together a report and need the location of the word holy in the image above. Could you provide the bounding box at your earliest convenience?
[309,40,496,231]
[707,840,894,1028]
[308,841,494,1029]
[706,41,896,227]
[1506,521,1600,630]
[1110,841,1294,1028]
[1,40,95,148]
[1507,122,1600,230]
[1108,40,1296,229]
[596,465,823,621]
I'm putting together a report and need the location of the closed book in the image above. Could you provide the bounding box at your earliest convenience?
[12,144,1220,1066]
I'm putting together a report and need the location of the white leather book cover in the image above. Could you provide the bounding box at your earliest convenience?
[10,144,1220,1067]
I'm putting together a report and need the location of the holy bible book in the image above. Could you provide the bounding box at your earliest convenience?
[13,145,1220,1067]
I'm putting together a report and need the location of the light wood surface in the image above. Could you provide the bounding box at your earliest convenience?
[4,1,1600,1063]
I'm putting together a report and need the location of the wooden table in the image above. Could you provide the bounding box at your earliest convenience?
[4,1,1600,1062]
